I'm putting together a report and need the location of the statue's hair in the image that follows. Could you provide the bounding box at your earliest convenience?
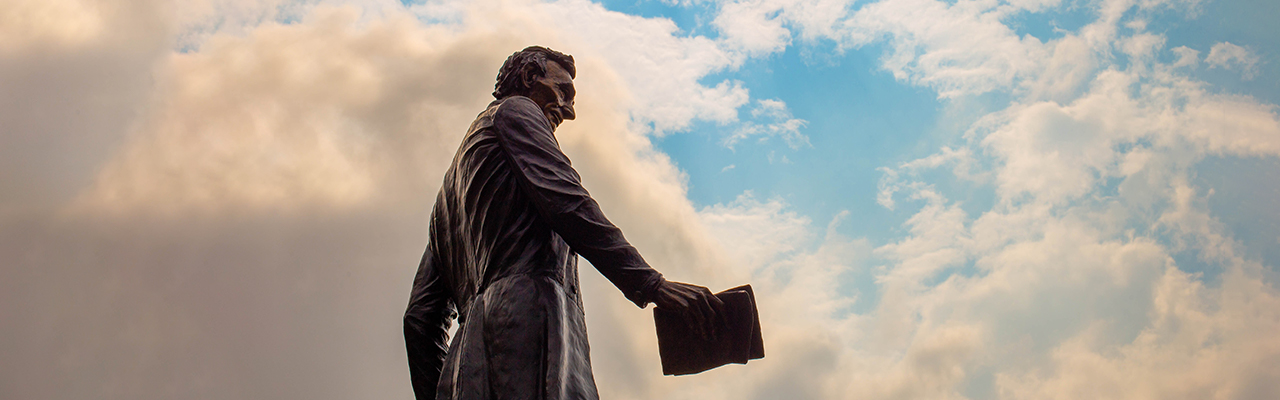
[493,46,576,99]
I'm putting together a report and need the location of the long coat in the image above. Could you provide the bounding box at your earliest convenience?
[404,96,665,400]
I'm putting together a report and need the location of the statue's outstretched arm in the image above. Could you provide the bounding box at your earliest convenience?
[493,96,664,308]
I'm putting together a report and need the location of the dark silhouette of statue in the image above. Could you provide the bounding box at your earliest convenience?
[404,46,725,400]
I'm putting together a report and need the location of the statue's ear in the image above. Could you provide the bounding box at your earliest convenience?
[520,64,540,92]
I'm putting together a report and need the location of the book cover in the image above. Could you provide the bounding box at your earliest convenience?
[653,284,764,376]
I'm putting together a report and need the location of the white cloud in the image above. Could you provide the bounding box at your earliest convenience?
[691,196,874,400]
[1205,41,1260,79]
[73,6,503,214]
[713,0,792,55]
[0,0,112,52]
[842,0,1050,98]
[173,0,317,50]
[854,0,1280,398]
[723,98,810,149]
[1171,45,1199,68]
[997,263,1280,400]
[824,17,1274,386]
[700,193,813,272]
[534,0,750,133]
[710,0,855,55]
[578,0,1280,397]
[877,146,983,210]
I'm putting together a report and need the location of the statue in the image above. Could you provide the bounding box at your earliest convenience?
[404,46,725,400]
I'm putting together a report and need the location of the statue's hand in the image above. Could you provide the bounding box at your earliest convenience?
[653,280,725,341]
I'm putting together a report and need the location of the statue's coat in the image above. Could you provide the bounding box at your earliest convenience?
[404,96,664,400]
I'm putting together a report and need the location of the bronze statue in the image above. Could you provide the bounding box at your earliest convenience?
[404,46,725,400]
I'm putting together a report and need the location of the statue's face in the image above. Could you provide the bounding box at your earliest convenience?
[525,61,576,129]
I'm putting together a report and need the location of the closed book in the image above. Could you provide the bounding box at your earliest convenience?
[653,284,764,376]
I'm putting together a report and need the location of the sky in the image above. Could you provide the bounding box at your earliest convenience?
[2,0,1279,399]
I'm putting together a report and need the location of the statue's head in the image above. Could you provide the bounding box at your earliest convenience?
[493,46,577,128]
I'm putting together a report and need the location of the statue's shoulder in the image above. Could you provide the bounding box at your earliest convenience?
[493,96,542,119]
[486,96,552,135]
[470,97,531,132]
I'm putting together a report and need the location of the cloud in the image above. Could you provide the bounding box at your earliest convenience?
[723,98,810,149]
[1171,46,1199,68]
[695,0,1280,398]
[172,0,324,50]
[0,0,112,51]
[0,0,170,215]
[710,0,855,55]
[713,0,792,56]
[842,0,1050,98]
[533,0,749,133]
[997,264,1280,400]
[862,1,1280,398]
[1205,41,1260,79]
[691,196,872,400]
[76,8,459,213]
[877,146,982,210]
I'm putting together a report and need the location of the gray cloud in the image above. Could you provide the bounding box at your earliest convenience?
[0,0,171,215]
[0,212,425,399]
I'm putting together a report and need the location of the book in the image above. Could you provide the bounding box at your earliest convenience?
[653,284,764,376]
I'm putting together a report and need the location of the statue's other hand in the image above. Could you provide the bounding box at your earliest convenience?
[653,280,726,341]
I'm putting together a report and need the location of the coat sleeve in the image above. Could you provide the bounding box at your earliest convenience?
[492,96,665,308]
[404,222,456,400]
